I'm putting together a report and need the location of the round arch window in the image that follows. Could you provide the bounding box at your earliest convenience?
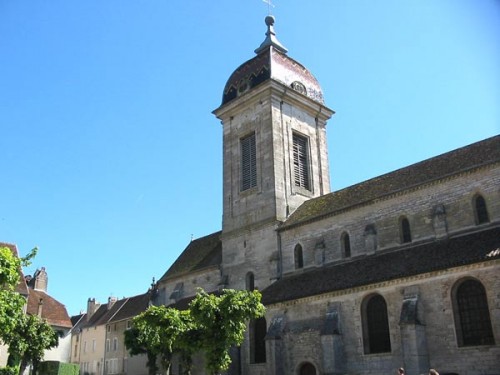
[299,362,316,375]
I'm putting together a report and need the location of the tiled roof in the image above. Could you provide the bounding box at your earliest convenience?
[109,293,151,322]
[26,289,72,329]
[84,299,128,327]
[71,313,85,328]
[77,293,152,328]
[262,226,500,305]
[159,231,222,282]
[0,242,29,296]
[282,135,500,229]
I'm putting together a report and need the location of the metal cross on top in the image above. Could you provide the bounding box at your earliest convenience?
[262,0,275,15]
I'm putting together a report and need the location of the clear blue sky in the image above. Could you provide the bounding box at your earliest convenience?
[1,1,499,316]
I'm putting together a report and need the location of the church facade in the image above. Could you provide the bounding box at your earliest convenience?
[156,16,500,375]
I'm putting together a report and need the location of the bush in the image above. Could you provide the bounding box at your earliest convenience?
[38,361,79,375]
[0,367,18,375]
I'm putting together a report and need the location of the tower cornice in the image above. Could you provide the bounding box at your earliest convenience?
[213,79,334,123]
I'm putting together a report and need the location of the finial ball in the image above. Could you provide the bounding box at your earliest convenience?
[265,15,275,26]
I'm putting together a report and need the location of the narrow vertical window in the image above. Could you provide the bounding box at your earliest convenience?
[246,272,255,291]
[400,217,412,243]
[241,133,257,191]
[453,279,494,346]
[250,317,267,363]
[474,195,489,224]
[294,244,304,269]
[341,232,351,258]
[362,294,391,354]
[293,133,311,190]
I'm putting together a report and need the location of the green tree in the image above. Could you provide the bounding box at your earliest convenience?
[189,289,265,375]
[6,314,59,375]
[0,246,58,375]
[124,326,159,375]
[125,306,192,375]
[0,246,34,339]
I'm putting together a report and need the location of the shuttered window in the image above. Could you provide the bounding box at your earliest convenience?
[241,133,257,191]
[293,133,310,190]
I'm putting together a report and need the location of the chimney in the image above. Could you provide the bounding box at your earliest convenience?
[87,298,99,320]
[34,267,48,292]
[37,298,44,317]
[107,296,117,310]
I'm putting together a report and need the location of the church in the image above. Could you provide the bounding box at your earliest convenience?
[154,15,500,375]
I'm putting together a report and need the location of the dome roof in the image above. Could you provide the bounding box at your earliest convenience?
[221,16,324,106]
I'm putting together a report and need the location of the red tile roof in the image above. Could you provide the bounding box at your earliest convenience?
[26,288,72,329]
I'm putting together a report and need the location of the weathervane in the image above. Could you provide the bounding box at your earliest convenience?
[262,0,275,15]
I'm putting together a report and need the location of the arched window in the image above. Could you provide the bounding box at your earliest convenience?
[299,362,317,375]
[249,317,267,363]
[294,244,304,269]
[341,232,351,258]
[474,194,489,224]
[453,279,494,346]
[362,294,391,354]
[246,272,255,291]
[400,217,412,243]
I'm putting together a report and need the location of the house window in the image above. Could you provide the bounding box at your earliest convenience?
[341,232,351,258]
[83,341,87,353]
[294,244,304,269]
[92,339,96,352]
[453,278,494,346]
[107,358,118,374]
[400,217,412,243]
[474,194,489,224]
[293,133,311,190]
[246,272,255,291]
[250,317,267,363]
[113,337,118,351]
[106,339,110,352]
[362,294,391,354]
[241,132,257,191]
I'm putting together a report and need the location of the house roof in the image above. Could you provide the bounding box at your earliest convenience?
[159,231,222,282]
[84,298,128,327]
[0,242,29,296]
[261,226,500,305]
[282,135,500,230]
[77,292,152,328]
[26,288,72,329]
[109,292,151,322]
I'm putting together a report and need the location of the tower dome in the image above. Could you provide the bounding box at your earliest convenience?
[221,16,324,105]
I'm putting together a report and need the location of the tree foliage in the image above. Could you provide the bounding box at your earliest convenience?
[0,246,58,375]
[189,289,265,375]
[125,289,265,375]
[6,314,59,375]
[125,306,194,374]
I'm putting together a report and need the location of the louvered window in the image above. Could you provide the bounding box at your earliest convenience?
[293,133,310,190]
[241,133,257,191]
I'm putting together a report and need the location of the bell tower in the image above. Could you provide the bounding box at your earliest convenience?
[213,16,334,290]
